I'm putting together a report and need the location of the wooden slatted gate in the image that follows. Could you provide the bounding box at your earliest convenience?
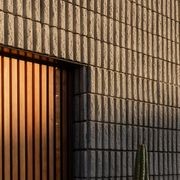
[0,51,71,180]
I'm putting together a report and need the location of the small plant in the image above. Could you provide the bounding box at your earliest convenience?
[133,144,149,180]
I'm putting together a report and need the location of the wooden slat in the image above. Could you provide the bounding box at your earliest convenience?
[41,65,48,180]
[0,56,3,180]
[11,58,18,180]
[26,62,33,180]
[19,60,26,180]
[48,66,55,179]
[34,63,41,180]
[55,68,61,180]
[3,57,11,180]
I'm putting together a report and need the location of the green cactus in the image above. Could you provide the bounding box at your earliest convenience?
[133,144,149,180]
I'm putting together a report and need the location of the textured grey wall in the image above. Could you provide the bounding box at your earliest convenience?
[0,0,180,179]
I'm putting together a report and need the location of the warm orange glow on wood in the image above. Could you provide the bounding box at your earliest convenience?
[4,57,11,180]
[0,54,63,180]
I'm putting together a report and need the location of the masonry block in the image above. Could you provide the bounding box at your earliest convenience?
[5,13,14,46]
[121,125,127,150]
[151,105,157,127]
[97,151,102,177]
[67,3,73,31]
[126,0,131,25]
[104,151,109,177]
[102,0,108,15]
[102,69,108,95]
[116,125,121,149]
[95,95,102,122]
[122,152,127,176]
[32,0,40,21]
[142,31,148,54]
[4,0,13,13]
[144,79,149,102]
[74,151,80,177]
[132,126,138,149]
[108,18,114,44]
[14,16,24,48]
[120,1,125,23]
[88,11,95,38]
[127,152,133,176]
[102,96,109,122]
[50,0,58,26]
[121,74,126,98]
[74,6,81,34]
[42,24,50,54]
[137,29,142,52]
[33,22,42,52]
[59,1,66,29]
[103,123,109,149]
[80,94,88,120]
[94,13,101,39]
[114,21,120,46]
[50,27,58,56]
[102,42,108,68]
[97,123,102,149]
[115,72,121,97]
[59,29,66,58]
[88,122,96,148]
[132,27,137,51]
[110,151,115,176]
[127,101,133,125]
[67,31,74,60]
[147,33,152,56]
[144,103,149,126]
[109,71,115,96]
[74,34,81,62]
[108,44,114,70]
[137,53,142,76]
[95,0,101,13]
[88,94,96,121]
[88,38,95,65]
[175,1,179,21]
[132,51,138,75]
[138,102,144,126]
[127,75,132,99]
[24,0,32,18]
[131,3,136,26]
[114,0,119,20]
[115,46,120,71]
[120,23,126,48]
[81,151,88,177]
[96,68,102,93]
[88,66,96,93]
[0,12,4,44]
[81,36,88,63]
[80,8,87,35]
[102,16,108,42]
[95,40,101,67]
[109,98,115,123]
[133,76,138,100]
[147,10,152,32]
[0,0,3,10]
[41,0,50,24]
[121,48,126,73]
[74,95,80,122]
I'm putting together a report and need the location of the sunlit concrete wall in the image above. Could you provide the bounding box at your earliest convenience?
[0,0,180,179]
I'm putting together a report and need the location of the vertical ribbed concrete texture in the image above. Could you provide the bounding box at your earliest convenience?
[0,0,180,179]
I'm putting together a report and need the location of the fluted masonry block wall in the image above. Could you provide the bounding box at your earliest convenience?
[0,0,180,179]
